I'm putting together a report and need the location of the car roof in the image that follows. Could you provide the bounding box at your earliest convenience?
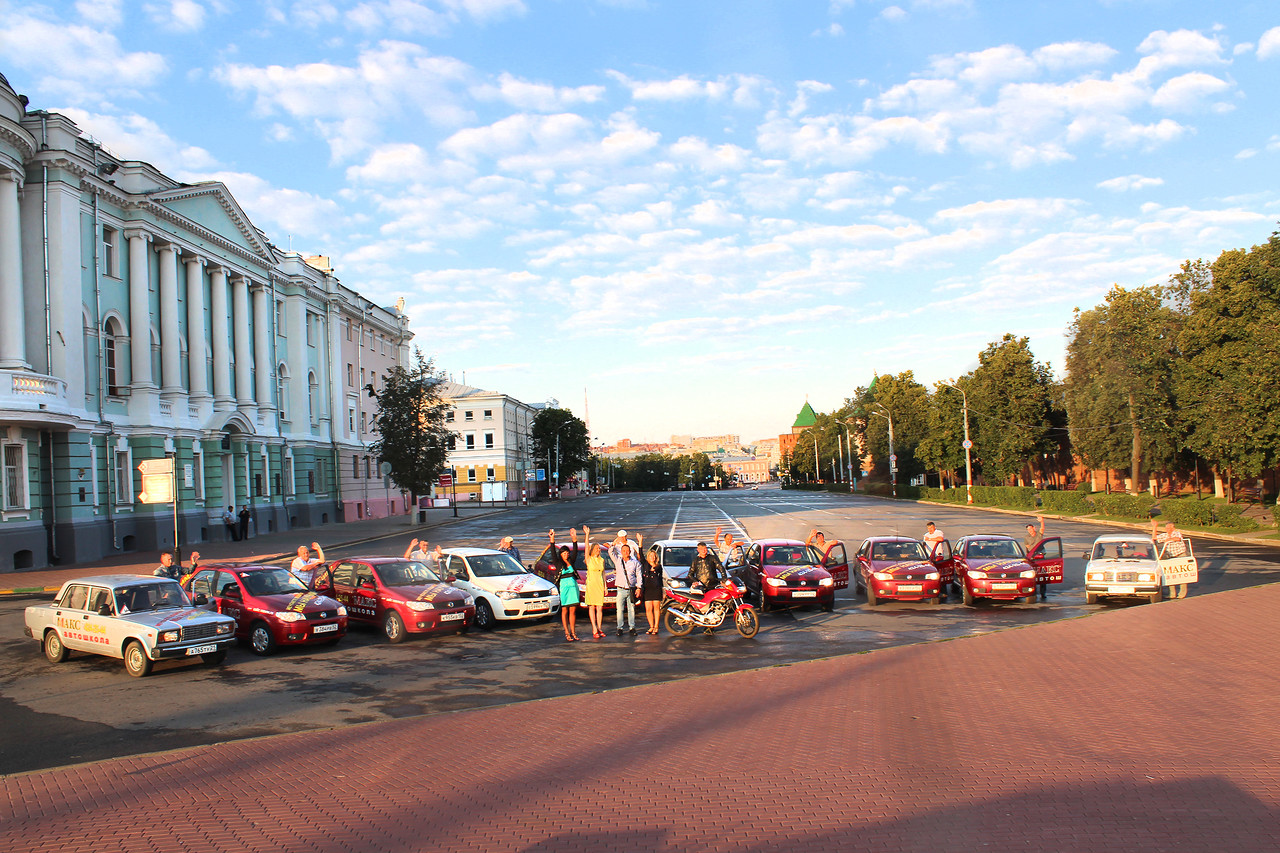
[196,563,281,572]
[1091,534,1156,544]
[441,547,507,557]
[750,538,805,547]
[61,574,173,588]
[959,534,1016,541]
[335,556,418,564]
[861,535,919,543]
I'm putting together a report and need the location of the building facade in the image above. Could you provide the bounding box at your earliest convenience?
[438,382,540,502]
[0,76,410,571]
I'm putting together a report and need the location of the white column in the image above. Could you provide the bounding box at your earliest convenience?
[251,281,274,417]
[157,243,182,398]
[0,172,28,369]
[125,230,155,391]
[209,266,232,411]
[285,294,308,432]
[232,275,254,412]
[326,301,344,440]
[185,255,209,403]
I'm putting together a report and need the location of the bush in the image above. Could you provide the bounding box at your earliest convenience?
[970,485,1036,508]
[1273,504,1280,527]
[1212,503,1258,531]
[1039,490,1092,515]
[1090,493,1156,519]
[1155,498,1216,528]
[1074,481,1093,493]
[920,487,964,503]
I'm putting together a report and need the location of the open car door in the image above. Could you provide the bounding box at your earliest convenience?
[1157,537,1197,595]
[1027,537,1064,584]
[927,540,955,586]
[821,542,849,589]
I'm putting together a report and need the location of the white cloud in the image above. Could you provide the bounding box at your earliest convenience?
[1258,26,1280,60]
[144,0,208,32]
[607,71,769,106]
[1031,41,1117,72]
[930,45,1040,89]
[880,6,906,22]
[668,136,751,172]
[1150,71,1231,112]
[1133,29,1226,80]
[472,72,605,111]
[346,0,525,35]
[933,197,1079,225]
[0,12,167,101]
[75,0,123,27]
[1097,174,1164,192]
[345,143,433,182]
[58,108,218,171]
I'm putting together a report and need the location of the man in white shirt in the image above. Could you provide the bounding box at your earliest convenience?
[291,541,325,587]
[923,522,946,557]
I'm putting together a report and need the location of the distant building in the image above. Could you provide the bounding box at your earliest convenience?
[779,400,818,464]
[438,382,540,501]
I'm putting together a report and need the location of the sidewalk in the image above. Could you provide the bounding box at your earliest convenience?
[3,581,1277,852]
[0,504,513,596]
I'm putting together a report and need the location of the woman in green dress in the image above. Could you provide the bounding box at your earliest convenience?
[553,533,581,642]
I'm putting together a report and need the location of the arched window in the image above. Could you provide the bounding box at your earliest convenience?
[277,363,290,422]
[104,317,123,396]
[307,371,318,425]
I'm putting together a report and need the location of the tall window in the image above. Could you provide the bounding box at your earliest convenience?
[484,433,494,449]
[308,372,319,424]
[347,364,353,386]
[284,456,295,496]
[467,468,477,483]
[104,318,123,396]
[486,466,495,482]
[364,456,372,479]
[277,365,290,422]
[193,445,204,501]
[101,226,118,277]
[353,455,360,478]
[114,448,132,504]
[360,411,367,434]
[447,435,456,451]
[466,434,475,450]
[3,444,25,510]
[315,459,327,494]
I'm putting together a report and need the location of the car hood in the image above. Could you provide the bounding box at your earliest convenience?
[762,564,831,582]
[387,583,470,604]
[470,573,556,595]
[124,608,234,629]
[251,591,343,613]
[868,559,934,575]
[966,557,1032,576]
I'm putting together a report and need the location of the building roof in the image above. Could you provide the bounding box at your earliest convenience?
[792,401,817,428]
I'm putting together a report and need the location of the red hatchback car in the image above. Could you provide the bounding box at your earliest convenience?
[727,539,837,613]
[854,536,954,605]
[313,557,474,643]
[951,534,1064,605]
[185,564,348,655]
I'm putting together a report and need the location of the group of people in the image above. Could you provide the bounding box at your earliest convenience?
[222,506,254,542]
[544,527,666,642]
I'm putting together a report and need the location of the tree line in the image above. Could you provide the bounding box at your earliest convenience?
[787,231,1280,499]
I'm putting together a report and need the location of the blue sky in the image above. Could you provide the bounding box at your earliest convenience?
[3,1,1278,445]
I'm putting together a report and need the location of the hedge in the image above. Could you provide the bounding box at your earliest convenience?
[1038,490,1092,514]
[1090,493,1156,519]
[970,485,1036,508]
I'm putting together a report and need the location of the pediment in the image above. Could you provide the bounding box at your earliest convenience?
[149,182,276,264]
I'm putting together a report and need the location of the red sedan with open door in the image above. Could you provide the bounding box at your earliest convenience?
[950,534,1064,606]
[726,539,836,613]
[854,536,954,605]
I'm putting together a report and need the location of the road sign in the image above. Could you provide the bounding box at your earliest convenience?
[889,454,897,463]
[536,469,546,482]
[962,439,973,449]
[137,458,173,475]
[438,474,453,487]
[380,461,392,477]
[525,470,536,481]
[137,473,174,504]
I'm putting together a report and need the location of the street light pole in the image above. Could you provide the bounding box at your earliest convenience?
[943,380,974,505]
[812,434,819,483]
[871,405,896,498]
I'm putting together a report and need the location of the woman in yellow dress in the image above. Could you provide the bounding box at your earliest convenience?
[583,525,607,639]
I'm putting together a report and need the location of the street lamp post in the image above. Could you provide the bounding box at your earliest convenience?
[812,434,819,483]
[942,380,974,505]
[870,405,896,498]
[841,420,856,492]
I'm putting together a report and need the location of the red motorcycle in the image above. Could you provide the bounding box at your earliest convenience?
[663,579,760,638]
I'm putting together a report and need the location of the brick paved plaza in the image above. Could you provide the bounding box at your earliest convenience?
[4,583,1277,853]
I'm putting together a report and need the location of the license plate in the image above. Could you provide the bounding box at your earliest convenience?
[440,612,465,622]
[1107,585,1135,594]
[898,584,923,592]
[313,623,338,633]
[992,583,1018,590]
[793,590,817,598]
[525,603,549,612]
[185,644,217,655]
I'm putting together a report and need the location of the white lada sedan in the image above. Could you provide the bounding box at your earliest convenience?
[24,574,236,676]
[440,548,560,630]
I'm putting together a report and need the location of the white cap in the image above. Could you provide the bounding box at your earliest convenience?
[617,529,627,537]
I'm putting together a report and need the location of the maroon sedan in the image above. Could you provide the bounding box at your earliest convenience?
[951,535,1063,605]
[854,536,953,605]
[185,564,347,655]
[313,557,474,642]
[726,539,835,613]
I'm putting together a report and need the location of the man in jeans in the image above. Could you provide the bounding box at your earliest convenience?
[610,537,643,636]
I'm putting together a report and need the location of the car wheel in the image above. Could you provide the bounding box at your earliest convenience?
[249,622,277,656]
[202,649,227,665]
[1020,594,1036,604]
[383,611,406,643]
[1086,592,1099,605]
[123,640,153,677]
[663,608,694,637]
[821,599,834,613]
[757,588,769,613]
[43,630,69,663]
[1149,588,1163,604]
[474,600,496,631]
[962,586,975,606]
[866,586,878,607]
[735,607,760,638]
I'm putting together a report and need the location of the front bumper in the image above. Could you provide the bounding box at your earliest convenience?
[405,606,474,633]
[499,598,560,619]
[152,636,235,660]
[1085,583,1159,598]
[763,586,835,605]
[965,579,1036,600]
[274,616,350,644]
[870,579,942,601]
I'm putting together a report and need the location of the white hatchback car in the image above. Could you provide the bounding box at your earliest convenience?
[441,548,560,630]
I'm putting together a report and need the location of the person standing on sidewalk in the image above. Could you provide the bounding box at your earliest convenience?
[582,526,607,638]
[1024,516,1046,600]
[611,539,643,636]
[223,506,239,541]
[238,505,251,541]
[637,534,664,634]
[291,542,325,587]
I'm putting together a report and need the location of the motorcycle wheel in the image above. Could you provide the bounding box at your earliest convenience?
[735,607,760,639]
[663,608,695,637]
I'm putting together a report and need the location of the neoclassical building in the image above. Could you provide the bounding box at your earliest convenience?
[438,382,542,502]
[0,74,410,571]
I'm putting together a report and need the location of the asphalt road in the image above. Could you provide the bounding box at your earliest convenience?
[3,486,1278,775]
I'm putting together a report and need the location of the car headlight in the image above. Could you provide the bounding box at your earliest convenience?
[496,590,515,600]
[216,622,233,635]
[463,595,474,605]
[1020,569,1036,578]
[407,600,434,611]
[967,570,987,579]
[1087,572,1104,582]
[765,577,787,587]
[336,605,348,616]
[159,629,179,643]
[873,572,893,581]
[1137,573,1155,583]
[818,577,834,587]
[275,610,305,622]
[925,572,939,581]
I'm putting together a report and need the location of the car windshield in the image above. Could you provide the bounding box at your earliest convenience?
[242,568,310,596]
[660,547,698,567]
[1092,542,1155,560]
[966,540,1024,559]
[761,546,817,566]
[467,554,527,577]
[871,541,929,561]
[378,561,443,586]
[115,580,191,613]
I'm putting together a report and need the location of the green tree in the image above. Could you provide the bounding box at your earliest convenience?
[1174,233,1280,496]
[531,408,590,490]
[1063,286,1181,493]
[790,413,852,482]
[966,334,1056,485]
[844,372,931,483]
[367,352,452,498]
[917,382,970,489]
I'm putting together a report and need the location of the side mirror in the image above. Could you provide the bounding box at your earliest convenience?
[193,594,209,606]
[1082,552,1091,560]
